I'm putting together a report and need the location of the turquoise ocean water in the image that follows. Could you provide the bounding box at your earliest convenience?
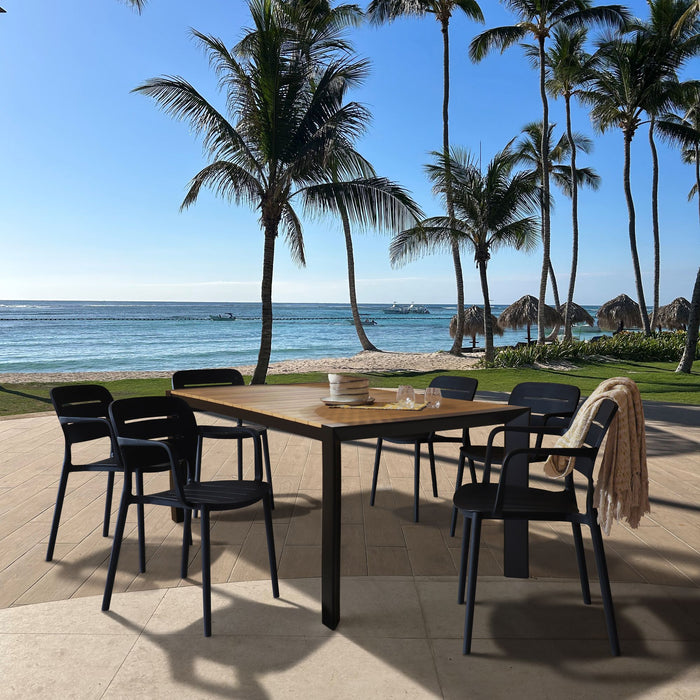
[0,300,608,374]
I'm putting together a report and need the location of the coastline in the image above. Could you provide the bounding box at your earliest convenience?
[0,350,483,384]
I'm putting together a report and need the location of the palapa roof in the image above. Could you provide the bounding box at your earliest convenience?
[497,295,562,330]
[449,305,503,340]
[561,301,595,326]
[655,297,692,330]
[596,294,643,331]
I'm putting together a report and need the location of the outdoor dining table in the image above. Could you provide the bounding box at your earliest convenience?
[169,382,530,630]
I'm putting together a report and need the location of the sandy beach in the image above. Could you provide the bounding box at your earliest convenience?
[0,350,483,384]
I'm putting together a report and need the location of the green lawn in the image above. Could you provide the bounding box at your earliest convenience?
[1,361,698,418]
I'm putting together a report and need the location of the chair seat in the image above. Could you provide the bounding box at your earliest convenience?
[453,483,578,517]
[74,456,121,472]
[383,433,433,445]
[148,479,270,511]
[241,420,267,433]
[461,445,504,463]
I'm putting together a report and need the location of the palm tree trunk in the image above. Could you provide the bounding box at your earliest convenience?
[676,266,700,373]
[537,35,551,344]
[342,206,378,351]
[478,260,494,364]
[623,128,651,335]
[696,146,700,226]
[252,226,276,384]
[649,118,660,331]
[564,94,579,342]
[441,17,465,355]
[545,260,561,342]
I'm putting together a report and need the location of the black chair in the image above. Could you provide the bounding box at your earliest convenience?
[453,398,620,655]
[102,395,279,637]
[452,381,581,535]
[172,368,274,508]
[46,385,140,562]
[370,375,478,522]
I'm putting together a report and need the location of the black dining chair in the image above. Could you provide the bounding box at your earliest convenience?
[102,395,279,637]
[453,397,620,655]
[370,375,478,522]
[172,368,274,508]
[46,384,144,562]
[451,381,581,535]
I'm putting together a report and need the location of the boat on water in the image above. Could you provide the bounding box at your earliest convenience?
[382,302,430,315]
[209,313,236,321]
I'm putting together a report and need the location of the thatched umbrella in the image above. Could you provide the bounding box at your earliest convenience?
[497,294,562,344]
[655,297,691,330]
[596,294,643,331]
[561,301,595,327]
[449,305,503,348]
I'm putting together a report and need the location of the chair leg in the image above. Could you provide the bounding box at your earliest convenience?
[590,522,621,656]
[46,465,70,561]
[181,509,192,579]
[237,437,243,481]
[428,441,438,498]
[450,453,466,537]
[571,522,591,605]
[370,439,382,506]
[102,483,131,612]
[262,431,274,509]
[463,515,482,655]
[413,443,421,523]
[136,472,146,573]
[457,514,471,604]
[262,491,280,598]
[200,507,212,637]
[193,436,203,519]
[103,470,115,537]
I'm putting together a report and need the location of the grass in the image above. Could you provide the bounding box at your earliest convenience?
[1,361,698,418]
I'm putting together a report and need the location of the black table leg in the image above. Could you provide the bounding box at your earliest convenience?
[504,409,529,578]
[321,428,341,629]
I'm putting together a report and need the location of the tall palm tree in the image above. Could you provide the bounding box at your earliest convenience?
[634,0,700,330]
[470,0,628,343]
[676,266,700,372]
[367,0,484,355]
[543,26,600,339]
[135,0,418,382]
[583,31,682,336]
[514,120,600,327]
[390,146,540,363]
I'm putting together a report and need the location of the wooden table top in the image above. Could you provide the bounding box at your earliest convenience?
[170,383,528,441]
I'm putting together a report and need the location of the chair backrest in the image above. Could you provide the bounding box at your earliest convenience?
[508,382,580,430]
[50,384,114,444]
[571,397,618,481]
[172,368,244,390]
[429,375,478,401]
[109,396,198,490]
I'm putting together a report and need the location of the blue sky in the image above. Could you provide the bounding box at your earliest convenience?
[0,0,697,306]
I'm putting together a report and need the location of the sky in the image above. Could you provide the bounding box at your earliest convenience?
[0,0,698,306]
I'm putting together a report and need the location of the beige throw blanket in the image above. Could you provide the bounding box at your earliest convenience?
[543,377,650,534]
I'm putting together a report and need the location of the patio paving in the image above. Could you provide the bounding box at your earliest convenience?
[1,394,699,698]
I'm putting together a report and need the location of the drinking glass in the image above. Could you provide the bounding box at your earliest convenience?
[424,386,442,408]
[396,385,415,408]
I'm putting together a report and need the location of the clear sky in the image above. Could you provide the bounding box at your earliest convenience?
[0,0,697,306]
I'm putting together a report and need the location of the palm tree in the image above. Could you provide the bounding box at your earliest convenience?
[135,0,417,382]
[367,0,484,355]
[470,0,628,343]
[390,146,540,363]
[583,31,683,336]
[634,0,700,330]
[676,266,700,372]
[543,26,601,340]
[513,120,600,337]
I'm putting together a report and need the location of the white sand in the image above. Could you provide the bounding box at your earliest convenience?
[0,350,483,384]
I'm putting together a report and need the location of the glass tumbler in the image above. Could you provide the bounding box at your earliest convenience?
[424,386,442,408]
[396,385,415,408]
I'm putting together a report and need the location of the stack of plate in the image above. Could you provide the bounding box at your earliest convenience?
[328,373,370,404]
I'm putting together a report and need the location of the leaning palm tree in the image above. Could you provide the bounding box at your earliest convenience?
[513,120,600,336]
[368,0,484,355]
[676,266,700,372]
[135,0,417,382]
[390,146,540,363]
[583,31,682,336]
[470,0,628,344]
[543,25,601,340]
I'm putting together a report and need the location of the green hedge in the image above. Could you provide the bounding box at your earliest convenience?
[489,331,697,368]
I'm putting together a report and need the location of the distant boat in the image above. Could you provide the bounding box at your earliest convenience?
[209,313,236,321]
[383,302,410,314]
[407,303,430,314]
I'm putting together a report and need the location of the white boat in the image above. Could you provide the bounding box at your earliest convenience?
[383,302,410,314]
[408,304,430,314]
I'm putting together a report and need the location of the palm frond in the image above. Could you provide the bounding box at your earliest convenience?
[470,25,528,61]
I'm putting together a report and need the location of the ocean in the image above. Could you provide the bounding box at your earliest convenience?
[0,300,607,374]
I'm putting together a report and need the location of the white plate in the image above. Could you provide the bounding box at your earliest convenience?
[321,396,375,406]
